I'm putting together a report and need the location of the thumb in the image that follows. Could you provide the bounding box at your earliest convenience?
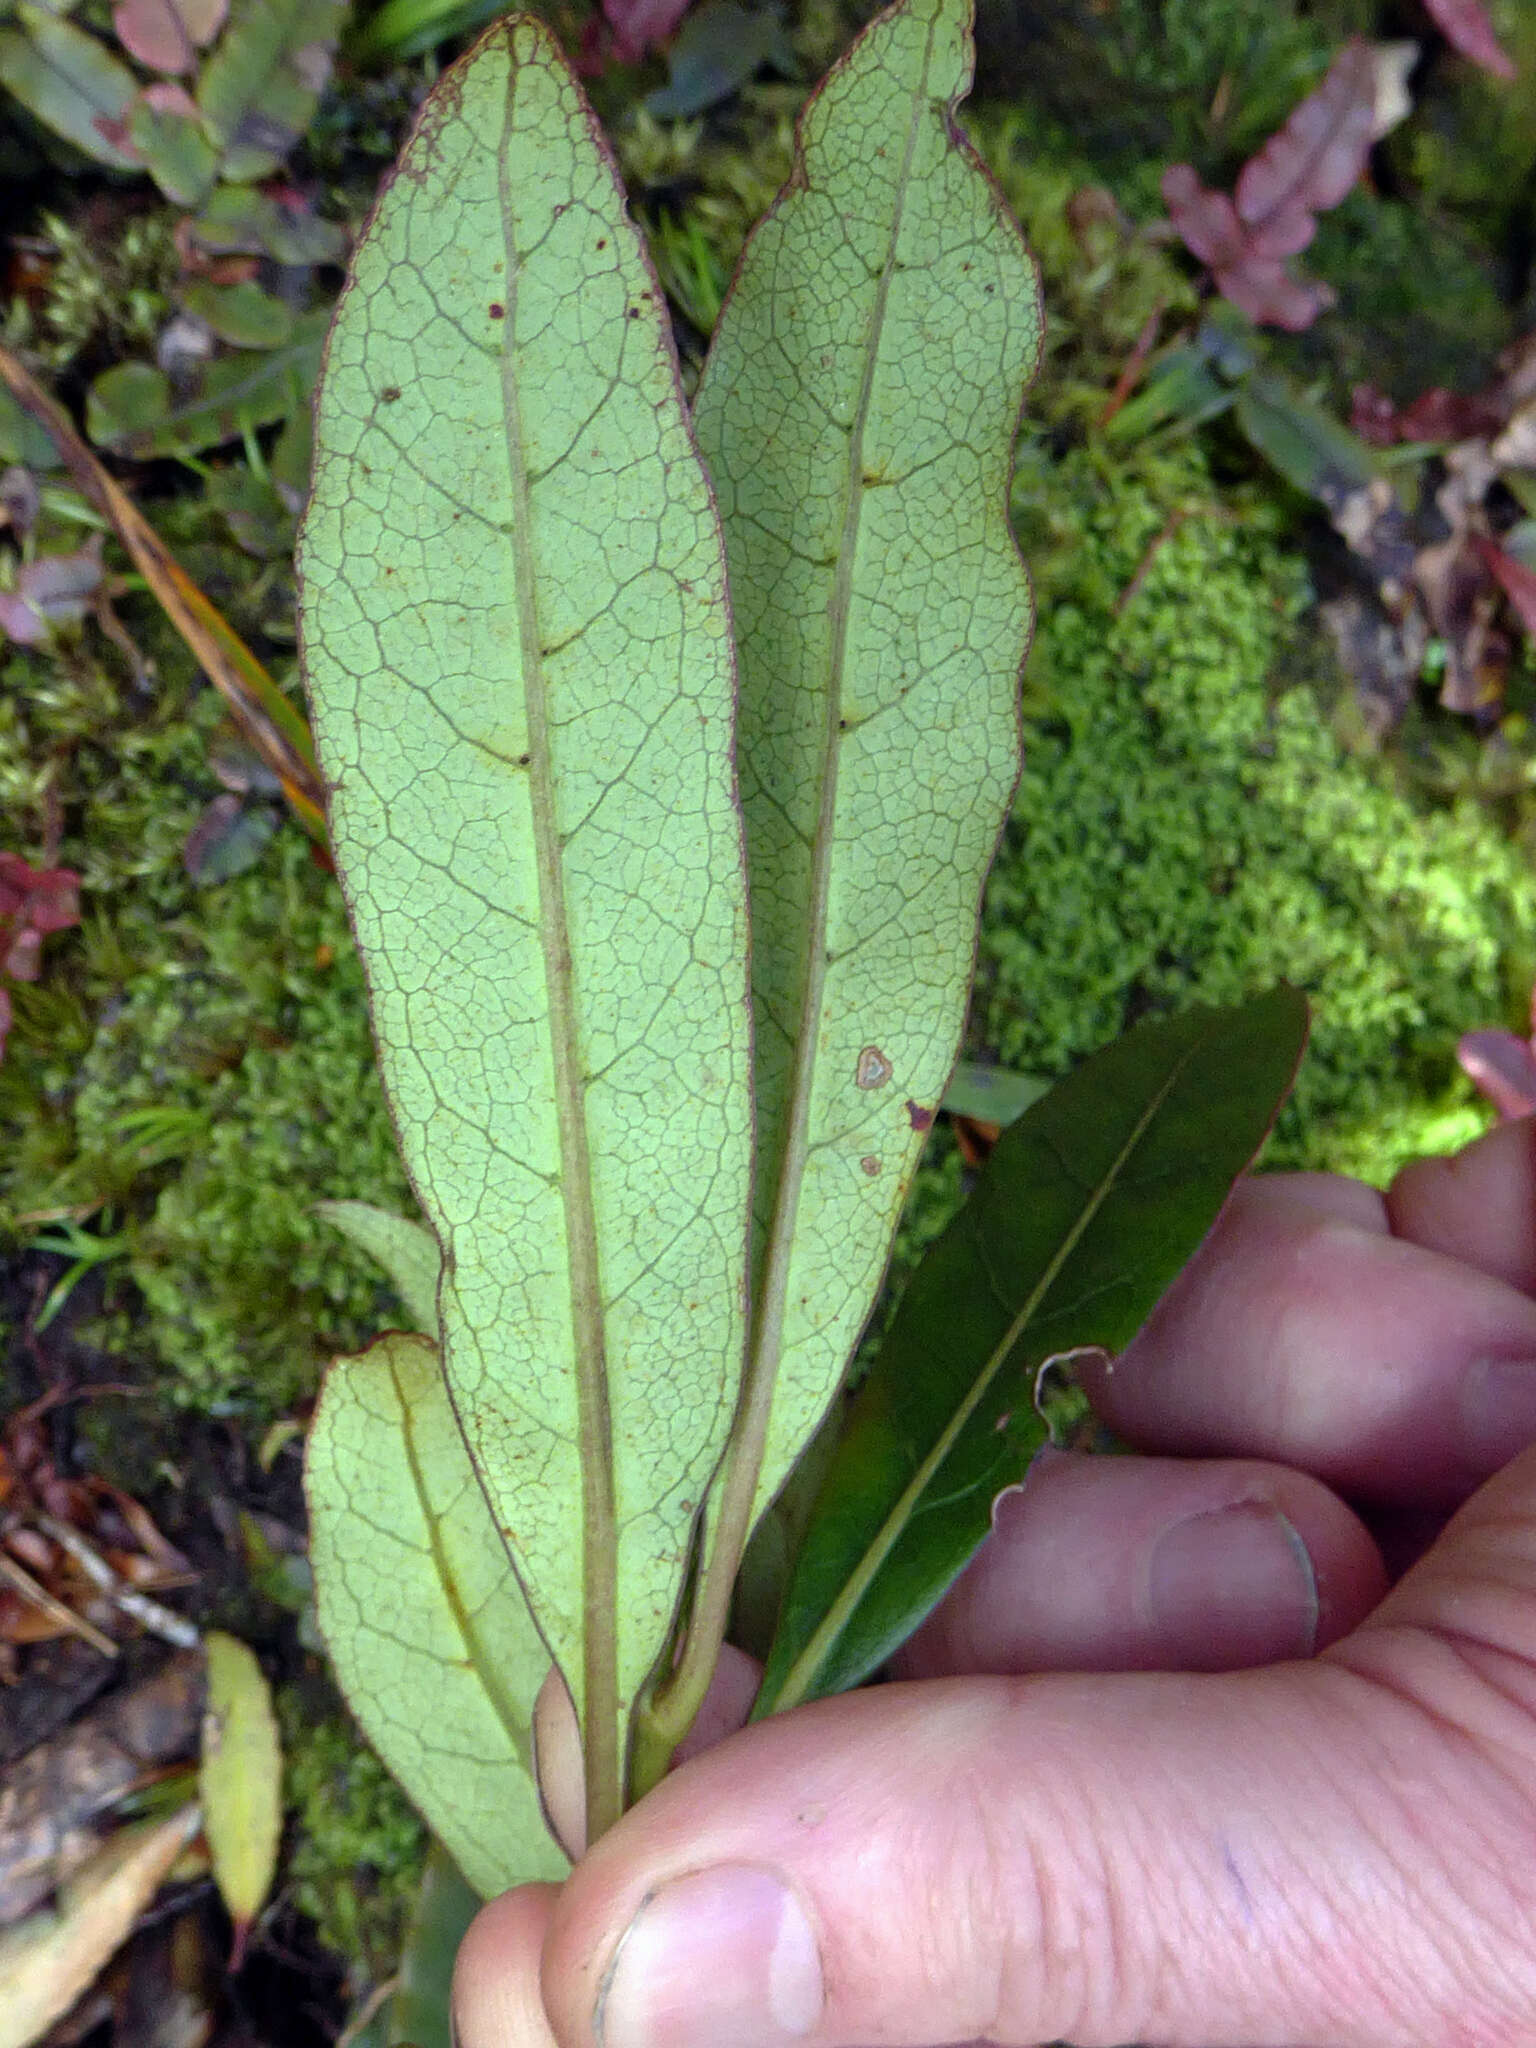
[540,1461,1536,2048]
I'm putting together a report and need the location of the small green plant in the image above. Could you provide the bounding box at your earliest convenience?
[297,0,1306,1889]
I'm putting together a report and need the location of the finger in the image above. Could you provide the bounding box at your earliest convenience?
[1079,1172,1536,1504]
[893,1445,1386,1679]
[537,1457,1536,2048]
[1386,1113,1536,1295]
[455,1884,561,2048]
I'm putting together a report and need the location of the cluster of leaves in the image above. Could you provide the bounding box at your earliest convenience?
[295,0,1309,1912]
[1103,0,1536,732]
[0,0,345,470]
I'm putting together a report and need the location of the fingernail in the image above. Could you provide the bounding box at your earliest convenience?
[1147,1503,1318,1668]
[1461,1357,1536,1471]
[597,1864,823,2048]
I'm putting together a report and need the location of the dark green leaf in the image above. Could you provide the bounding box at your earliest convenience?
[1234,373,1379,503]
[181,279,295,350]
[85,361,173,449]
[127,84,218,204]
[941,1060,1049,1126]
[386,1844,479,2048]
[87,310,327,457]
[0,7,139,168]
[756,986,1309,1713]
[195,0,346,181]
[644,1,796,119]
[0,383,61,470]
[190,183,347,265]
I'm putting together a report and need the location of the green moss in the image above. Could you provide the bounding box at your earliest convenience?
[970,0,1364,214]
[74,830,416,1414]
[1289,193,1510,402]
[281,1691,427,1980]
[977,448,1532,1185]
[18,211,180,373]
[0,610,415,1419]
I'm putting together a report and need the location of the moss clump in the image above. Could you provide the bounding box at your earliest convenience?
[281,1693,427,1982]
[0,620,415,1419]
[73,831,416,1414]
[971,0,1361,214]
[976,449,1532,1184]
[1291,192,1510,402]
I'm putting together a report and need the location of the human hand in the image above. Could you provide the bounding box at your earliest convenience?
[453,1116,1536,2046]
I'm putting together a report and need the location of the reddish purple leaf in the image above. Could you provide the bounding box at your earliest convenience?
[1459,1030,1536,1118]
[1352,381,1508,445]
[0,850,81,1062]
[1235,39,1379,230]
[1215,258,1334,331]
[1475,535,1536,638]
[0,540,104,647]
[1160,166,1246,268]
[112,0,227,75]
[1161,41,1391,333]
[1424,0,1516,79]
[602,0,691,64]
[0,854,82,940]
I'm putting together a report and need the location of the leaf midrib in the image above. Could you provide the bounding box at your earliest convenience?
[733,0,944,1539]
[496,53,619,1841]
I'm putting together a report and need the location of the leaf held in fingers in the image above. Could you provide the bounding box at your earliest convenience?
[299,18,754,1830]
[198,1632,281,1963]
[692,0,1041,1553]
[0,8,139,167]
[757,986,1309,1712]
[315,1199,442,1339]
[306,1334,567,1896]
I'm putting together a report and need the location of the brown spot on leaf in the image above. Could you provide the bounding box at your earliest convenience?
[905,1099,934,1132]
[488,302,505,319]
[860,1155,880,1176]
[856,1045,892,1090]
[380,386,401,403]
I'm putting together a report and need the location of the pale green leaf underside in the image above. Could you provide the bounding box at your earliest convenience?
[307,1334,567,1897]
[316,1199,442,1340]
[693,0,1040,1528]
[299,17,753,1781]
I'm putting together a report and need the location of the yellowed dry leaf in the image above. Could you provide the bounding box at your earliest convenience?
[197,1632,281,1962]
[0,1804,201,2048]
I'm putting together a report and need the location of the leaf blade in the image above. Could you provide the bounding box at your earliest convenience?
[315,1199,442,1339]
[198,1632,281,1966]
[693,0,1041,1544]
[306,1334,568,1896]
[299,21,754,1830]
[758,987,1309,1710]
